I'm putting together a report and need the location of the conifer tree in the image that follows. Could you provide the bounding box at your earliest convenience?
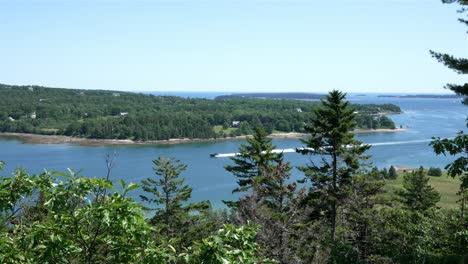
[225,127,282,193]
[344,170,387,262]
[298,90,370,248]
[397,166,440,211]
[226,127,304,262]
[388,165,397,180]
[381,167,389,179]
[140,156,209,245]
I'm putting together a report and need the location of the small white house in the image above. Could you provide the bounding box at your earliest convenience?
[30,112,36,119]
[120,112,128,116]
[8,117,15,121]
[112,93,121,97]
[28,87,34,91]
[295,108,303,113]
[232,121,240,127]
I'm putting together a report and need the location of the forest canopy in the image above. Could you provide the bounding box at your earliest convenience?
[0,84,400,141]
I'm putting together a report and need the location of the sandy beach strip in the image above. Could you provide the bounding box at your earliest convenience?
[0,128,406,146]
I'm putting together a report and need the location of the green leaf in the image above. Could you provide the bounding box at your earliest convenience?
[119,179,126,189]
[127,183,140,192]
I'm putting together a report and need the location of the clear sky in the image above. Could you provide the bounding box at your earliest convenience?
[0,0,467,93]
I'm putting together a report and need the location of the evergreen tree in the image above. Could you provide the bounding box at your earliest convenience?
[298,90,370,249]
[343,171,387,262]
[397,167,440,211]
[388,165,397,180]
[227,127,304,262]
[381,167,389,179]
[140,157,209,246]
[246,159,304,263]
[225,127,282,193]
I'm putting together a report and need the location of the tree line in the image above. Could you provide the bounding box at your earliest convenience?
[0,84,399,140]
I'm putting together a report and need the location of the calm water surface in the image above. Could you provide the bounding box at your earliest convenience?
[0,94,466,207]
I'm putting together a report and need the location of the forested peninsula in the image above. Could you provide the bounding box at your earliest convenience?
[0,84,400,141]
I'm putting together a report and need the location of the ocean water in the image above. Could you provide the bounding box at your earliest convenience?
[0,93,466,208]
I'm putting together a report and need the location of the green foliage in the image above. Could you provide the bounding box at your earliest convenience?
[388,165,397,180]
[432,132,468,179]
[339,171,387,262]
[381,167,389,179]
[0,167,172,263]
[398,167,440,211]
[184,223,276,264]
[428,167,443,177]
[0,84,399,140]
[373,207,463,263]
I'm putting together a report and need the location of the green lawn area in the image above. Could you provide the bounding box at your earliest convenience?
[385,172,462,209]
[213,125,238,136]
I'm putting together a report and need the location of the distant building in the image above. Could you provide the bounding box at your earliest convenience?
[112,93,121,97]
[30,112,36,119]
[8,117,15,121]
[232,121,240,127]
[28,87,34,91]
[120,112,128,116]
[295,108,303,113]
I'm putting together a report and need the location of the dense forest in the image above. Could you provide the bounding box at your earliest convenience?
[215,92,326,100]
[0,84,399,141]
[0,90,466,264]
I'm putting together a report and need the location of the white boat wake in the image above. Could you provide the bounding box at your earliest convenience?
[210,138,435,158]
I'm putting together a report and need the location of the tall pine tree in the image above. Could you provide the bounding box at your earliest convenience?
[298,90,370,249]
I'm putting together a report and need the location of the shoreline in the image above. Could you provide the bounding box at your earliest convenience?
[0,128,406,146]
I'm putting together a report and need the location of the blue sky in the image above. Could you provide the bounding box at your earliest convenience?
[0,0,467,93]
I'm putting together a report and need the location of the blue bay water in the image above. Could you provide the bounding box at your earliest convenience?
[0,94,466,208]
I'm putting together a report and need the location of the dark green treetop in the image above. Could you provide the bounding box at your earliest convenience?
[225,127,282,193]
[388,165,397,180]
[397,167,440,211]
[298,90,370,246]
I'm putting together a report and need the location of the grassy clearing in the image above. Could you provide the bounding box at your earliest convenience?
[213,125,238,136]
[385,172,461,209]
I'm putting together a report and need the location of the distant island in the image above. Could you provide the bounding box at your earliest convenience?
[0,84,401,143]
[215,92,325,100]
[378,94,463,99]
